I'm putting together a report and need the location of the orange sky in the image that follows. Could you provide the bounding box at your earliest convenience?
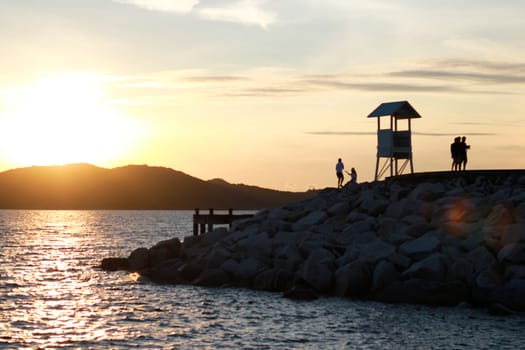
[1,1,524,191]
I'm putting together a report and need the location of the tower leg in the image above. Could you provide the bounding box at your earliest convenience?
[375,156,380,181]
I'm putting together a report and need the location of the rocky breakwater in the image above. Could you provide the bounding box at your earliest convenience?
[101,172,525,313]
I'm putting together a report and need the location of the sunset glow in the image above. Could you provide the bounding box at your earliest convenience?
[0,73,140,167]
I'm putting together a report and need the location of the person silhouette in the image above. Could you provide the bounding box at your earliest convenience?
[459,136,470,170]
[346,167,357,183]
[451,136,461,171]
[335,158,344,188]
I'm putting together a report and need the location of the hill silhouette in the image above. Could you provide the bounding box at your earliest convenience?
[0,164,317,209]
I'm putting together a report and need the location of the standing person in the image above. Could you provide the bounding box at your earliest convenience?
[460,136,470,170]
[451,136,461,171]
[336,158,344,188]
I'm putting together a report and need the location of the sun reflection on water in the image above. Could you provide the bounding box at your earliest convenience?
[1,211,122,347]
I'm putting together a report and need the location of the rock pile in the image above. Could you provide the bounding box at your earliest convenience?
[101,173,525,313]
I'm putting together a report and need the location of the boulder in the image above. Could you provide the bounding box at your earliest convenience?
[497,243,525,264]
[514,202,525,223]
[267,208,291,221]
[193,268,230,287]
[447,257,475,286]
[504,264,525,280]
[402,253,447,282]
[409,182,445,201]
[486,204,514,229]
[147,259,185,284]
[150,237,182,257]
[100,257,129,271]
[292,210,327,231]
[300,249,334,292]
[466,246,497,274]
[372,260,400,292]
[360,197,388,216]
[356,239,396,264]
[252,269,277,291]
[273,243,304,273]
[128,247,150,271]
[178,261,205,282]
[501,223,525,246]
[399,233,441,259]
[234,232,273,258]
[231,257,266,280]
[334,261,371,297]
[475,267,504,290]
[494,279,525,310]
[206,244,232,269]
[327,202,350,217]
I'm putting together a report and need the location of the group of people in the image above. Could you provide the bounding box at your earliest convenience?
[450,136,470,171]
[336,158,357,188]
[335,135,470,187]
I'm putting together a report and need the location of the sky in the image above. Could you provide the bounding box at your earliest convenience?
[0,0,524,191]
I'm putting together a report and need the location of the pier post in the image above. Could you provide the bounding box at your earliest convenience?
[208,208,214,232]
[193,208,199,236]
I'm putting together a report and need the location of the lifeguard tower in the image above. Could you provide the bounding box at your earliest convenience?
[367,101,422,180]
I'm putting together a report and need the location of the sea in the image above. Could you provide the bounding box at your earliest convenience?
[0,210,523,349]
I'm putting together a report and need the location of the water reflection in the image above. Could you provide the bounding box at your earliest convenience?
[1,210,524,349]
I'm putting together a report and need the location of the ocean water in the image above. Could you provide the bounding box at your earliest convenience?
[0,210,523,349]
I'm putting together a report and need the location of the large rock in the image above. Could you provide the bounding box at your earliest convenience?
[100,257,129,271]
[403,253,447,282]
[128,247,150,271]
[399,233,441,259]
[334,261,371,297]
[490,279,525,311]
[229,257,266,280]
[206,244,232,269]
[356,239,396,264]
[300,248,334,292]
[501,223,525,246]
[327,202,350,217]
[193,268,230,287]
[150,237,182,257]
[234,232,273,258]
[372,260,400,292]
[409,182,445,201]
[292,210,327,231]
[497,243,525,264]
[466,246,497,274]
[147,259,185,284]
[486,204,514,229]
[273,243,304,273]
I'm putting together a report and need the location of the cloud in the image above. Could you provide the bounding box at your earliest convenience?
[388,58,525,86]
[113,0,276,28]
[197,0,276,28]
[183,75,248,83]
[390,70,525,85]
[114,0,199,13]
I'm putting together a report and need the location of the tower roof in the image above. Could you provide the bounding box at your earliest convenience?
[367,101,422,119]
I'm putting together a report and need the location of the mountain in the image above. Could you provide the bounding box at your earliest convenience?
[0,164,317,209]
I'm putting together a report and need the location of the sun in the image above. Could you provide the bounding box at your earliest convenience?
[0,72,140,167]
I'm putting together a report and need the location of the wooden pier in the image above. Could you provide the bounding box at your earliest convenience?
[193,208,253,236]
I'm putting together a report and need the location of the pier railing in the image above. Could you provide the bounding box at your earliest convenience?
[193,208,253,236]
